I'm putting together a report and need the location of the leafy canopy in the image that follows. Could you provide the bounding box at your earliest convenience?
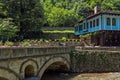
[0,18,18,39]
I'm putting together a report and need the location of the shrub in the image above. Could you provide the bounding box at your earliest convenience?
[0,41,3,46]
[44,39,49,42]
[4,41,14,47]
[38,39,44,42]
[21,41,31,47]
[61,37,67,41]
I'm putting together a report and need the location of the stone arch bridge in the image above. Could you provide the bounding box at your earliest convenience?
[0,47,74,80]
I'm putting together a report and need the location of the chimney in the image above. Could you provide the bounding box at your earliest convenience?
[94,3,101,14]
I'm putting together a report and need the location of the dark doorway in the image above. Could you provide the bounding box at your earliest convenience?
[25,65,35,78]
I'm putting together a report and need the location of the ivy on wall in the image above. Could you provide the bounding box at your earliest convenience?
[70,50,120,72]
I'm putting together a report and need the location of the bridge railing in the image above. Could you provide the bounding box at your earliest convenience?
[0,46,75,60]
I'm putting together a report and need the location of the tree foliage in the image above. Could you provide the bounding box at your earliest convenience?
[0,0,120,40]
[0,0,44,36]
[44,6,78,27]
[42,0,120,27]
[0,18,18,40]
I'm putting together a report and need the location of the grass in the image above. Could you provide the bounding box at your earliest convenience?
[42,30,74,33]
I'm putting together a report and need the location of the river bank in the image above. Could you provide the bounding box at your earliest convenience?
[42,72,120,80]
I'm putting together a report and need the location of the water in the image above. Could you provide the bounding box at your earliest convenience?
[42,72,120,80]
[24,77,40,80]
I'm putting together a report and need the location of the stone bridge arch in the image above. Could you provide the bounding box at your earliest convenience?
[20,59,38,79]
[0,67,19,80]
[38,56,70,78]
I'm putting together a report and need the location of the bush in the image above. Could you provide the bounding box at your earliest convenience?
[44,39,49,42]
[30,39,38,43]
[21,41,31,47]
[4,41,14,47]
[0,41,3,46]
[61,37,67,41]
[38,39,44,42]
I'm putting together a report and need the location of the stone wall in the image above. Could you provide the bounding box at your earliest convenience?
[30,41,82,47]
[0,53,70,80]
[42,27,74,30]
[43,33,77,39]
[0,47,72,80]
[70,50,120,73]
[0,47,74,60]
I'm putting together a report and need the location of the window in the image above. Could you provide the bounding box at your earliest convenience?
[90,21,92,28]
[75,27,77,32]
[112,18,116,26]
[77,27,79,31]
[93,20,95,27]
[107,18,110,26]
[75,26,78,32]
[75,24,79,32]
[96,19,99,26]
[84,23,85,29]
[79,25,82,31]
[87,22,89,29]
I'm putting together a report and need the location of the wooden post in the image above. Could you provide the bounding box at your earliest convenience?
[100,31,105,46]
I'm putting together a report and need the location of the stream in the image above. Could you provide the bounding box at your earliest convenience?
[42,72,120,80]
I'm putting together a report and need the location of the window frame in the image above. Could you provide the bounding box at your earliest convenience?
[96,18,99,26]
[84,23,85,29]
[87,22,89,29]
[90,21,92,28]
[75,27,77,32]
[79,24,82,31]
[93,20,95,27]
[106,18,110,26]
[112,18,116,26]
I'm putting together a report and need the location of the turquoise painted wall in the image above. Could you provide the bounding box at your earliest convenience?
[102,14,120,30]
[74,13,120,35]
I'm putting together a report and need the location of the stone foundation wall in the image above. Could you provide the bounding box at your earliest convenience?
[43,33,77,39]
[0,47,72,80]
[70,51,120,73]
[29,41,82,47]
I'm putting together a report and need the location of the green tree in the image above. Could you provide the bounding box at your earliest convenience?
[110,0,120,11]
[19,0,44,34]
[0,0,7,16]
[73,1,91,19]
[101,0,114,10]
[0,18,18,40]
[1,0,44,37]
[45,6,78,27]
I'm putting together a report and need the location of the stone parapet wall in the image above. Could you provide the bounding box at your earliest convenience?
[0,46,74,60]
[71,50,120,73]
[43,33,76,39]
